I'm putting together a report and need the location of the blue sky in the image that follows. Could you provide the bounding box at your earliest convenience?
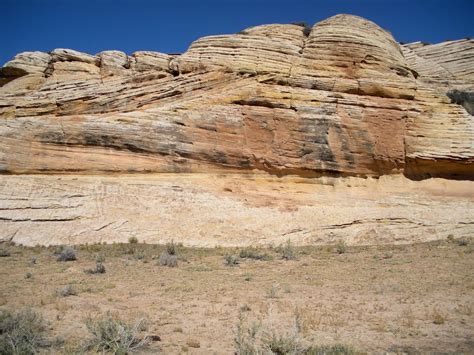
[2,0,473,66]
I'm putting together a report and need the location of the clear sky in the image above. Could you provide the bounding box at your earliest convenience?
[2,0,473,66]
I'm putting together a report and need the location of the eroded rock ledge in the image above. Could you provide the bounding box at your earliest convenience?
[0,14,473,180]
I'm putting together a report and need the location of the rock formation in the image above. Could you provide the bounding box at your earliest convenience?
[1,14,472,179]
[0,14,472,246]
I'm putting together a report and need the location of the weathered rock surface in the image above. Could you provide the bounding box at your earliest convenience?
[402,39,474,91]
[0,174,472,246]
[0,14,472,246]
[0,14,472,179]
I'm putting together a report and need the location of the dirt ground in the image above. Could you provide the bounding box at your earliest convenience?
[0,239,473,354]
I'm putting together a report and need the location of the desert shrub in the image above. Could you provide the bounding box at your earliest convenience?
[186,338,201,348]
[234,311,305,355]
[386,345,419,355]
[24,272,33,279]
[81,312,149,354]
[85,262,106,275]
[239,247,272,261]
[224,254,240,267]
[80,243,103,253]
[166,240,180,255]
[0,308,47,355]
[432,308,446,325]
[234,312,261,355]
[121,244,136,255]
[56,247,77,262]
[158,252,178,267]
[277,239,297,260]
[303,26,312,37]
[133,250,146,261]
[457,238,469,246]
[234,310,355,355]
[55,285,77,298]
[240,304,252,313]
[266,284,279,299]
[335,241,347,254]
[95,253,105,263]
[305,344,356,354]
[128,236,138,244]
[0,248,10,257]
[264,330,302,354]
[291,21,312,37]
[446,89,474,115]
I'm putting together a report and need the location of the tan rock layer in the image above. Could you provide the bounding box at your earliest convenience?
[0,14,473,179]
[0,174,472,246]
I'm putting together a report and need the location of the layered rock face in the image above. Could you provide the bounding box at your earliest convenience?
[0,15,473,246]
[1,14,472,179]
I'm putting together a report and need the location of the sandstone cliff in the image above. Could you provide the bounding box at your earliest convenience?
[1,14,472,179]
[0,15,473,246]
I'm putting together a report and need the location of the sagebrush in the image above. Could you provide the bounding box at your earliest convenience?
[0,308,47,355]
[82,312,149,354]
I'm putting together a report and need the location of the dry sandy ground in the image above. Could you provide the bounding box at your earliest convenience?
[0,240,473,353]
[1,174,473,247]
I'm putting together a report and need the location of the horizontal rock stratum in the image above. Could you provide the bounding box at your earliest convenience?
[0,15,473,246]
[1,14,472,179]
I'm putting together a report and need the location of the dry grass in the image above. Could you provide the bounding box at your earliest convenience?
[0,239,473,353]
